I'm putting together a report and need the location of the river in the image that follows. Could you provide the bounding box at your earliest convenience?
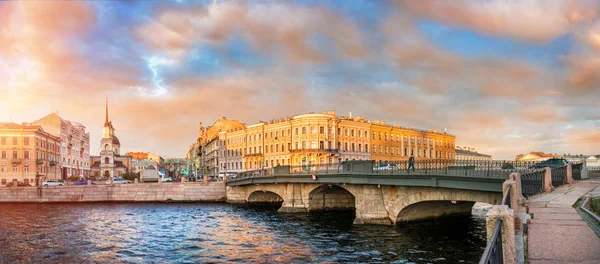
[0,203,486,263]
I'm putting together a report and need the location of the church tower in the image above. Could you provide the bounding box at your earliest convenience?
[99,98,121,178]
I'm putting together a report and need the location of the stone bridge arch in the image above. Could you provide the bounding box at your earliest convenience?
[308,184,356,212]
[247,190,284,204]
[383,186,502,224]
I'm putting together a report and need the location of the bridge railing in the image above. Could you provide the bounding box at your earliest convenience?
[520,170,545,198]
[572,163,582,180]
[551,165,567,188]
[372,160,539,178]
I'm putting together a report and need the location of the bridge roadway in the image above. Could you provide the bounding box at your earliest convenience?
[226,161,521,225]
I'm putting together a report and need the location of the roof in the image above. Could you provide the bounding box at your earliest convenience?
[90,160,128,169]
[455,149,492,158]
[112,135,120,145]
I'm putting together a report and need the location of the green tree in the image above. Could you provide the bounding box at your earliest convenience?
[122,171,140,182]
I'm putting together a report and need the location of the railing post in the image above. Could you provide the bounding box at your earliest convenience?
[503,179,522,230]
[486,205,516,264]
[566,164,573,184]
[508,173,524,205]
[581,159,589,179]
[543,167,552,193]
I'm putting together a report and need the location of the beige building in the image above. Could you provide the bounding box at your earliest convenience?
[455,146,492,161]
[186,110,456,175]
[0,123,61,186]
[32,113,91,179]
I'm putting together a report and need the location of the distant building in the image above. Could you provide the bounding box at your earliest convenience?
[32,113,91,179]
[564,154,600,168]
[517,152,559,162]
[186,111,456,177]
[163,157,187,177]
[90,99,132,178]
[131,159,160,174]
[0,123,61,186]
[126,151,163,163]
[455,146,492,161]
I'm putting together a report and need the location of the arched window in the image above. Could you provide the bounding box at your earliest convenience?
[104,144,109,150]
[104,157,109,164]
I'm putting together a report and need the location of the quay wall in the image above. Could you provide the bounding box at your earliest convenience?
[0,182,226,203]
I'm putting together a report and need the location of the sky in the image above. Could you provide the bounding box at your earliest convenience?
[0,0,599,159]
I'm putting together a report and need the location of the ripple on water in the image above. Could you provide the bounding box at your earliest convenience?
[0,203,487,263]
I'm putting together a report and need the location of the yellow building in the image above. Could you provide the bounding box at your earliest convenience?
[0,123,62,186]
[187,110,456,174]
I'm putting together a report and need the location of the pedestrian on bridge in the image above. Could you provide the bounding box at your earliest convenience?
[408,154,415,172]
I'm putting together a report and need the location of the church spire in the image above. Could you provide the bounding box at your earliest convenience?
[105,97,109,126]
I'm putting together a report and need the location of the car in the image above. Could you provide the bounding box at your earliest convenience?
[530,158,570,169]
[109,178,131,184]
[6,181,31,187]
[42,180,64,187]
[74,180,95,185]
[375,164,398,171]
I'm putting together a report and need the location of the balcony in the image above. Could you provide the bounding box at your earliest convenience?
[11,158,21,164]
[36,159,44,165]
[289,148,339,154]
[49,161,57,166]
[243,153,264,158]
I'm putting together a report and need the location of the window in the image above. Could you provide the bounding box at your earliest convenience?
[358,130,362,137]
[358,144,362,152]
[24,138,29,145]
[385,133,388,141]
[385,146,388,154]
[418,149,421,157]
[345,129,348,136]
[302,141,307,149]
[12,151,18,159]
[24,151,29,159]
[372,132,376,139]
[295,142,299,150]
[1,151,5,159]
[344,142,348,151]
[351,129,355,137]
[320,126,324,134]
[302,127,306,134]
[311,141,317,149]
[12,166,18,172]
[311,126,316,134]
[404,148,408,156]
[24,164,29,172]
[104,157,109,164]
[378,133,382,140]
[411,137,415,144]
[418,138,421,144]
[12,137,17,145]
[365,145,369,153]
[1,164,5,172]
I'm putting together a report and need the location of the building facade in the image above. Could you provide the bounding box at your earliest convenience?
[0,123,61,186]
[32,113,91,179]
[186,111,456,176]
[455,147,492,161]
[90,100,132,178]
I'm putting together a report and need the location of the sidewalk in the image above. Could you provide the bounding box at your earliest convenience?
[526,180,600,264]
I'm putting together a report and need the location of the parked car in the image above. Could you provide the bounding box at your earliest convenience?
[109,177,131,184]
[6,181,31,187]
[42,180,64,187]
[74,180,95,185]
[530,158,570,169]
[375,164,398,171]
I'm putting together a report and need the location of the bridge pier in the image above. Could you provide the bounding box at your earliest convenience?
[352,185,392,225]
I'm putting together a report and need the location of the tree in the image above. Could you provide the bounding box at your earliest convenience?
[122,172,140,181]
[515,154,524,161]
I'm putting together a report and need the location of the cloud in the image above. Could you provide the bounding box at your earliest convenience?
[133,1,368,64]
[394,0,599,43]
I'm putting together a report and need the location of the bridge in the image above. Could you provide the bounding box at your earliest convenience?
[226,160,541,225]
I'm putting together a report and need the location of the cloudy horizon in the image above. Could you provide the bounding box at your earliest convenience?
[1,0,599,159]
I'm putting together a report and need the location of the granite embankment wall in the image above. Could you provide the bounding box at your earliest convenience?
[0,182,226,202]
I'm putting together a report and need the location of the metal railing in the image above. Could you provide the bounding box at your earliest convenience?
[551,165,567,188]
[479,219,504,264]
[521,170,545,198]
[229,159,545,180]
[572,163,582,180]
[372,160,539,178]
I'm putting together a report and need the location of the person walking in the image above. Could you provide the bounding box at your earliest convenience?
[408,154,415,172]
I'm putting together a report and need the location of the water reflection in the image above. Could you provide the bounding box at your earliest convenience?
[0,203,485,263]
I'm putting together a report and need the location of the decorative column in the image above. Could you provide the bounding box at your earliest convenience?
[566,164,574,184]
[544,167,552,192]
[508,172,524,205]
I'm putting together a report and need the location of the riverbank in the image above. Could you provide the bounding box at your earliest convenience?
[0,182,226,203]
